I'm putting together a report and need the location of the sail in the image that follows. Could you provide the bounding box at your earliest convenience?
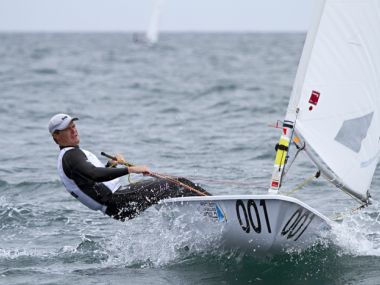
[146,0,165,44]
[286,0,380,202]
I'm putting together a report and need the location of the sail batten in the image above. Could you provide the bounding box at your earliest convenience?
[286,0,380,202]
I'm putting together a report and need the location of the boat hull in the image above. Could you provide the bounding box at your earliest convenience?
[158,195,332,254]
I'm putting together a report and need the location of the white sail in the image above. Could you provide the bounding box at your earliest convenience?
[146,0,165,44]
[286,0,380,202]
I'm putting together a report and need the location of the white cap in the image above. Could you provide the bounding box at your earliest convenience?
[48,113,78,134]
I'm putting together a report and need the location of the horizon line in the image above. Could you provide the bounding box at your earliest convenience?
[0,29,307,34]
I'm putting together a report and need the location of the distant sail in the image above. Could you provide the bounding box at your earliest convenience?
[146,0,165,44]
[286,0,380,202]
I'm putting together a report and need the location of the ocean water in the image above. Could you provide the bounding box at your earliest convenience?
[1,33,380,284]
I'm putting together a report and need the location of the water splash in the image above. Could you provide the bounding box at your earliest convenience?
[102,206,224,268]
[329,200,380,256]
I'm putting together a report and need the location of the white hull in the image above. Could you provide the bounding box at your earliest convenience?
[158,195,332,254]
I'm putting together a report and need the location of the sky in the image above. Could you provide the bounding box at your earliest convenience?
[0,0,313,32]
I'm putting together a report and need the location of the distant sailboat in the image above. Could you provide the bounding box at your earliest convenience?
[146,0,165,44]
[158,0,380,254]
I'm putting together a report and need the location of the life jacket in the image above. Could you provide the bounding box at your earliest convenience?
[57,147,122,212]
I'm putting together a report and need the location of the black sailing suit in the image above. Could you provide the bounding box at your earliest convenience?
[61,146,210,221]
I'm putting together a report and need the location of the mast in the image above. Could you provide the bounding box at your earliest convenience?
[269,0,326,194]
[269,120,295,193]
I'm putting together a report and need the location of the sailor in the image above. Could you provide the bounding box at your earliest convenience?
[48,113,209,221]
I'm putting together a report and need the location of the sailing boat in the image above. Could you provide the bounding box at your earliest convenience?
[146,0,165,44]
[159,0,380,253]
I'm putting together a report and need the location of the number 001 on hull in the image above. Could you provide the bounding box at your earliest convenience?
[160,195,331,254]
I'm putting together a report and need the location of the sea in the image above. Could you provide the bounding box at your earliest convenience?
[1,33,380,285]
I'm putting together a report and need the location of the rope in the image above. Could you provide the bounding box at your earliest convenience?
[283,140,305,177]
[106,158,135,183]
[182,175,267,188]
[149,172,208,196]
[331,202,369,221]
[282,169,369,222]
[101,152,207,196]
[283,171,320,196]
[120,161,135,184]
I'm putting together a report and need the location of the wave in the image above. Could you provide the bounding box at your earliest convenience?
[197,83,239,98]
[32,68,58,75]
[165,244,344,284]
[0,239,361,284]
[1,202,380,284]
[0,235,107,267]
[0,203,33,227]
[0,179,62,188]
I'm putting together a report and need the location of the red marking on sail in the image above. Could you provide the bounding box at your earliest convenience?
[309,90,320,106]
[283,128,287,135]
[271,181,279,188]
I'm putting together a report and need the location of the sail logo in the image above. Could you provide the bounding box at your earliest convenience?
[309,90,320,105]
[308,90,320,111]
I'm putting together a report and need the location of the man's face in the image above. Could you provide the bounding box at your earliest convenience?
[53,121,80,146]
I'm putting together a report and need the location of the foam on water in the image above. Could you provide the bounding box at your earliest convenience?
[102,206,225,268]
[1,197,380,284]
[329,200,380,256]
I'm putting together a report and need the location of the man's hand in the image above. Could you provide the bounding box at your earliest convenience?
[128,165,151,175]
[108,153,125,167]
[114,153,125,164]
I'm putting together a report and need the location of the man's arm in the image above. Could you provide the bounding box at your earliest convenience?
[63,148,130,182]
